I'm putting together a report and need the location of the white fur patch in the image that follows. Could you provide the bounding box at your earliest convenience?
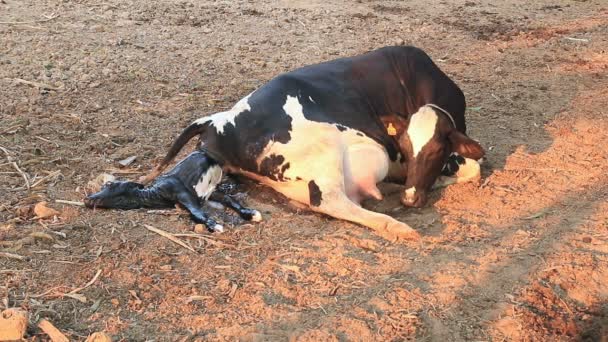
[194,93,253,134]
[248,95,391,204]
[193,164,222,200]
[405,186,416,202]
[407,106,438,158]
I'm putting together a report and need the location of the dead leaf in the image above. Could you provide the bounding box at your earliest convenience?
[34,201,60,219]
[85,332,112,342]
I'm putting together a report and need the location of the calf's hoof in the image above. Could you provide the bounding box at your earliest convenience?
[241,209,263,222]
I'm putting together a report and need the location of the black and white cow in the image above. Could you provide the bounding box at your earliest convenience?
[141,46,485,241]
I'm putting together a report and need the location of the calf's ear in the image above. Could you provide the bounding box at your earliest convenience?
[448,130,485,160]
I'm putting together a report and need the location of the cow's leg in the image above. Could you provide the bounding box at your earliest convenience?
[238,170,419,242]
[208,192,262,222]
[176,190,224,232]
[310,185,420,242]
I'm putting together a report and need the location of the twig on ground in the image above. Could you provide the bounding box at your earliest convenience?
[0,252,27,261]
[7,78,63,91]
[30,170,61,188]
[68,269,102,294]
[144,224,195,252]
[564,37,589,43]
[0,146,30,190]
[0,13,59,25]
[173,233,229,247]
[55,199,85,207]
[0,269,33,274]
[35,135,60,147]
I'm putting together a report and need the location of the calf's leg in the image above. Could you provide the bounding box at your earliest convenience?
[208,192,262,222]
[176,189,224,233]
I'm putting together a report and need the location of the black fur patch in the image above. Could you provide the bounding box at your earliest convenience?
[308,180,322,206]
[259,154,288,181]
[441,153,466,176]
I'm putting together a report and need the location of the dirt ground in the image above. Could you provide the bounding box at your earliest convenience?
[1,0,608,340]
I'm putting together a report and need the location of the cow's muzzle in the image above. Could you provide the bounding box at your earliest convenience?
[401,187,427,208]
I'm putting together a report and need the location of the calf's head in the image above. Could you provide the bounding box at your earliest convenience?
[385,106,485,207]
[84,181,145,210]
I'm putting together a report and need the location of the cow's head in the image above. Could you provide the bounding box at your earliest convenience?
[84,181,145,209]
[383,106,484,207]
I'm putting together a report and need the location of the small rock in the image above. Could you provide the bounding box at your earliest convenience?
[160,265,172,271]
[394,38,405,45]
[34,201,60,219]
[0,308,28,341]
[582,236,592,243]
[194,224,206,234]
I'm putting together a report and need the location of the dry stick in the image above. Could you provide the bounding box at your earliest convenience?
[0,252,27,261]
[144,224,195,252]
[0,14,59,25]
[0,146,30,190]
[55,199,85,207]
[68,269,102,294]
[30,170,61,188]
[174,233,228,247]
[35,135,60,147]
[8,78,63,91]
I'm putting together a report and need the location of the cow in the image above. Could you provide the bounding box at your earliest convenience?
[139,46,485,241]
[84,151,262,232]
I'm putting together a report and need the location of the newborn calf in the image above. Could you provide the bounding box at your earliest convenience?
[84,150,262,232]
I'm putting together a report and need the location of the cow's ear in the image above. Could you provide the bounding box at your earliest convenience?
[448,130,485,160]
[380,114,407,137]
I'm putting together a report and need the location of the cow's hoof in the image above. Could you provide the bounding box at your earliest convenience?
[385,222,421,242]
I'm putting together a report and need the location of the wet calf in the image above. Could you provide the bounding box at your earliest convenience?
[84,150,261,232]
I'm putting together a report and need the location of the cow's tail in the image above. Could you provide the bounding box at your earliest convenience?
[138,119,210,184]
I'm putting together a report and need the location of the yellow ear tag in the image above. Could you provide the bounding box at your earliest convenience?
[387,123,397,136]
